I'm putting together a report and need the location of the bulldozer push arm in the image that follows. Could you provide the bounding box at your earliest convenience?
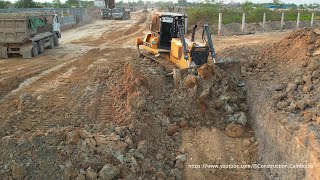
[178,25,189,62]
[202,24,216,63]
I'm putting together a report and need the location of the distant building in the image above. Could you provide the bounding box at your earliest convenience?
[265,4,289,11]
[94,0,105,8]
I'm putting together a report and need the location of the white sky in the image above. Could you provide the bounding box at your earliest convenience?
[6,0,319,5]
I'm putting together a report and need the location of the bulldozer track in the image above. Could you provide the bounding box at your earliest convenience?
[96,90,114,122]
[139,53,177,73]
[95,66,114,122]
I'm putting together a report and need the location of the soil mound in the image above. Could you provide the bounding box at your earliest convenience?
[260,28,320,63]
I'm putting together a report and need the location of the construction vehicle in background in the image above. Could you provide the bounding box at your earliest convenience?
[0,12,61,59]
[135,12,217,77]
[101,0,129,20]
[125,9,131,19]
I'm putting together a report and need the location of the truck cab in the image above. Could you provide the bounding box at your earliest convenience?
[101,8,111,19]
[112,8,126,20]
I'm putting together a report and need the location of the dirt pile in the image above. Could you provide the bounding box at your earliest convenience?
[0,57,254,179]
[272,58,320,123]
[260,28,320,63]
[170,63,248,132]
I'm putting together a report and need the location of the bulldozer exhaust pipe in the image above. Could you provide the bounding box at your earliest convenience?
[191,25,197,42]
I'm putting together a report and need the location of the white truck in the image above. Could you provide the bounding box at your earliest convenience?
[0,12,61,59]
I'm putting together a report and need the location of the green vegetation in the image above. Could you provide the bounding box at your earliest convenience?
[0,0,11,8]
[0,0,94,8]
[186,3,320,25]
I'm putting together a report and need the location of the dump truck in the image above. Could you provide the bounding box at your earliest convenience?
[100,8,128,20]
[0,12,61,59]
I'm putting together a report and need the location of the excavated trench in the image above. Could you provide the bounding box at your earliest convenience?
[220,28,320,179]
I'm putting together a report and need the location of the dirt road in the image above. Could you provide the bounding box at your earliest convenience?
[0,11,299,179]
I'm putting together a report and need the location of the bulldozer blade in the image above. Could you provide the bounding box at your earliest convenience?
[215,58,241,86]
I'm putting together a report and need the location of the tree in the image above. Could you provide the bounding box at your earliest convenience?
[273,0,282,5]
[14,0,38,8]
[65,0,78,7]
[203,0,214,3]
[137,0,144,7]
[241,1,253,12]
[178,0,187,6]
[0,0,12,8]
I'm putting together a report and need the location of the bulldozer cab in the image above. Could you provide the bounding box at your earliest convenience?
[150,12,186,50]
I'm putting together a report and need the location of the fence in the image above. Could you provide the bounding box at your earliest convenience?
[216,11,319,36]
[0,8,88,27]
[168,7,319,35]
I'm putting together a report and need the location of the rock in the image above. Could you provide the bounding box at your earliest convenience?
[77,129,91,139]
[303,110,316,121]
[254,141,259,146]
[66,131,80,144]
[136,96,146,108]
[174,160,184,170]
[115,126,126,135]
[239,103,248,112]
[64,162,77,178]
[307,60,319,71]
[286,83,297,92]
[306,99,316,107]
[225,123,245,138]
[199,88,210,102]
[294,77,304,85]
[107,133,120,141]
[76,174,86,180]
[169,168,181,179]
[184,75,198,89]
[179,120,188,128]
[86,167,97,180]
[296,100,307,110]
[242,139,251,147]
[316,116,320,124]
[303,83,313,93]
[237,112,247,126]
[277,101,289,110]
[224,104,234,114]
[176,154,187,162]
[312,69,320,78]
[303,75,312,83]
[83,138,97,151]
[213,99,224,109]
[273,83,286,91]
[167,124,179,136]
[197,64,214,79]
[287,101,297,112]
[11,163,27,179]
[156,171,167,180]
[98,163,120,180]
[19,93,33,104]
[272,92,287,101]
[156,154,163,160]
[137,141,147,154]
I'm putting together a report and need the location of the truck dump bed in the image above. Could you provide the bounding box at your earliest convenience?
[0,12,48,44]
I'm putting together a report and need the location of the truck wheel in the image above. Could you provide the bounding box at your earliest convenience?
[48,37,54,49]
[38,41,44,54]
[32,42,38,57]
[53,33,59,46]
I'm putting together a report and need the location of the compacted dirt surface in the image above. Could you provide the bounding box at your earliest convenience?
[0,10,319,180]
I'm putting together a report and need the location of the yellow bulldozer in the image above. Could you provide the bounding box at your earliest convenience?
[136,12,217,77]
